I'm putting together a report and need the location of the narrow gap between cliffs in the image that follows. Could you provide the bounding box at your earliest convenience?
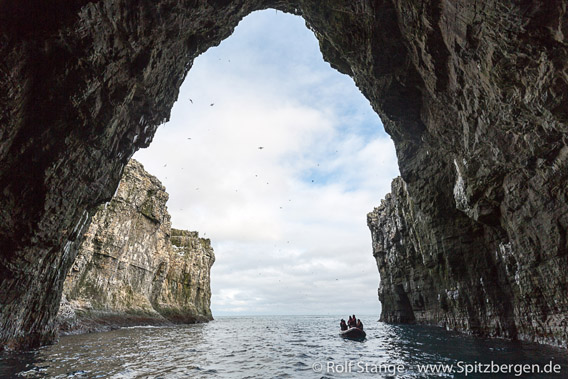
[133,9,399,317]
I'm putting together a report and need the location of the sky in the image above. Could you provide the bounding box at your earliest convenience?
[133,10,399,316]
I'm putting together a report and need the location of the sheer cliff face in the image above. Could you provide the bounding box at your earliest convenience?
[0,0,567,349]
[363,0,568,347]
[369,176,567,347]
[159,229,215,323]
[58,160,214,333]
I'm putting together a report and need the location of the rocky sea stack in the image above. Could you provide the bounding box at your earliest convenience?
[57,160,214,334]
[0,0,567,349]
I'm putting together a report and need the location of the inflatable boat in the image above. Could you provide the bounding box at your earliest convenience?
[340,327,366,341]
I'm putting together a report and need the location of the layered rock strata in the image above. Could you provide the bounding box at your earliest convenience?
[369,176,567,348]
[0,0,567,349]
[57,160,214,334]
[158,229,215,323]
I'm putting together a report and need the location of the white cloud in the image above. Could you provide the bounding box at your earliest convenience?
[134,10,399,316]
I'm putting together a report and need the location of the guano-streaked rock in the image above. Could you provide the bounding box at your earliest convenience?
[57,160,214,334]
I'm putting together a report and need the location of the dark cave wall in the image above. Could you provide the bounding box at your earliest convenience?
[0,0,274,349]
[366,0,568,347]
[1,0,567,349]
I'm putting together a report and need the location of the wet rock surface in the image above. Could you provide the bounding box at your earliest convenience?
[0,0,567,348]
[57,160,214,335]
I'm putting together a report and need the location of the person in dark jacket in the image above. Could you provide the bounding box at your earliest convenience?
[356,319,363,330]
[340,319,348,331]
[348,316,355,328]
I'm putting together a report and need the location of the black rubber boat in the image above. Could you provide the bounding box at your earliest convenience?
[340,327,366,341]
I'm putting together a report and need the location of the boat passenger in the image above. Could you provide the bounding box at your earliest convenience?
[340,319,348,331]
[348,316,355,328]
[356,319,363,330]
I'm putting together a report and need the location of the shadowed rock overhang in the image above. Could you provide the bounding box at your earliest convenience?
[0,0,567,349]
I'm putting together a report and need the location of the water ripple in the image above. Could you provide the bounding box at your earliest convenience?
[1,316,567,378]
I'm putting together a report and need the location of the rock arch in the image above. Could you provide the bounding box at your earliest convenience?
[1,0,567,349]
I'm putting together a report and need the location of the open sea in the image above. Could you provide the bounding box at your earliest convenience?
[1,315,566,378]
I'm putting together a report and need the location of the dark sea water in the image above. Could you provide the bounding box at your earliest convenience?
[1,315,566,378]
